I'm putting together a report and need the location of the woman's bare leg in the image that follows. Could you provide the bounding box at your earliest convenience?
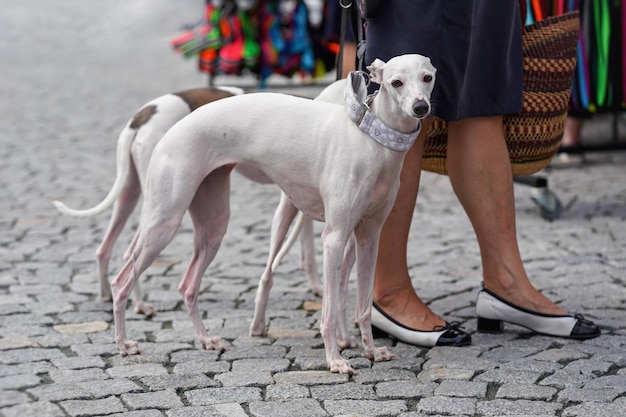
[446,116,565,314]
[372,119,447,330]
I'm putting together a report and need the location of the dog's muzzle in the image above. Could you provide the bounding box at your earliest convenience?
[412,100,430,118]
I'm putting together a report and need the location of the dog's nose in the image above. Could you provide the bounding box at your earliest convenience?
[412,100,430,118]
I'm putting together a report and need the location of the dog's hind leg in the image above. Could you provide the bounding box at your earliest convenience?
[250,192,300,337]
[299,216,323,296]
[178,166,233,352]
[111,212,183,355]
[96,157,141,299]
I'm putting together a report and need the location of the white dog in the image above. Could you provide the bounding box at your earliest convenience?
[52,86,323,316]
[111,54,436,374]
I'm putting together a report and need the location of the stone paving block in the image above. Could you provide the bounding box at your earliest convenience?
[170,349,221,363]
[70,342,119,357]
[293,355,328,371]
[434,379,488,398]
[0,334,39,350]
[416,367,475,382]
[106,363,169,379]
[526,348,588,363]
[352,368,417,385]
[561,358,613,375]
[557,387,622,403]
[248,398,329,417]
[166,404,249,417]
[60,396,127,417]
[476,399,562,416]
[581,374,626,391]
[310,382,376,400]
[173,359,230,376]
[562,398,626,417]
[265,383,311,401]
[48,367,110,383]
[214,369,274,387]
[83,378,144,398]
[121,389,185,410]
[495,383,558,401]
[2,400,66,417]
[498,358,563,374]
[0,347,66,364]
[231,357,291,373]
[185,386,263,406]
[0,361,55,377]
[51,356,105,370]
[0,372,41,389]
[375,380,437,399]
[474,369,543,385]
[139,373,218,391]
[324,399,408,417]
[416,396,477,416]
[0,390,31,407]
[538,370,594,389]
[28,383,92,402]
[33,332,90,348]
[220,345,287,361]
[273,370,348,386]
[111,411,164,417]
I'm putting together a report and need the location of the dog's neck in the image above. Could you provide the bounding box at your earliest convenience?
[344,73,421,152]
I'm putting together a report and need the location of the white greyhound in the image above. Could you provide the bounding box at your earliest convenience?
[111,54,436,374]
[52,86,323,316]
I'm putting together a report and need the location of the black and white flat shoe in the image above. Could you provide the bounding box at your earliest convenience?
[475,288,600,340]
[371,303,471,347]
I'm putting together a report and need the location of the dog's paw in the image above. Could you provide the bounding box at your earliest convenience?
[198,336,230,352]
[328,358,357,375]
[118,339,142,356]
[338,335,358,350]
[134,302,157,318]
[366,346,396,362]
[249,321,268,337]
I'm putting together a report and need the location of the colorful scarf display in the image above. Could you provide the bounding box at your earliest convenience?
[525,0,625,113]
[171,0,335,87]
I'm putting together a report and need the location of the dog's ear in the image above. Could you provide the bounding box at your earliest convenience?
[366,58,386,85]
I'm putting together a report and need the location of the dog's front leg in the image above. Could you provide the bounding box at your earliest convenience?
[353,220,396,363]
[337,235,357,349]
[320,226,355,374]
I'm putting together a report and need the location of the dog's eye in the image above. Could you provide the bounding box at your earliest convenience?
[391,80,403,88]
[423,74,433,83]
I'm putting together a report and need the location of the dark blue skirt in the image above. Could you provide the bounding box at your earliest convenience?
[364,0,523,121]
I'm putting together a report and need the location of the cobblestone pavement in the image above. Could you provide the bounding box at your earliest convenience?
[1,1,625,416]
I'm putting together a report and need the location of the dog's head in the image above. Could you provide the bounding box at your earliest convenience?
[367,54,436,120]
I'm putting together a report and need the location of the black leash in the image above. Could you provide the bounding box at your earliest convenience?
[336,0,352,80]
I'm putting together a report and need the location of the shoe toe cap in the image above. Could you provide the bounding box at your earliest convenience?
[571,317,601,339]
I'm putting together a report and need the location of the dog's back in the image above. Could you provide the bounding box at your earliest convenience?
[149,92,396,221]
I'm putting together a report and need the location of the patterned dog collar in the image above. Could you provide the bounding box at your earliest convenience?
[344,72,421,152]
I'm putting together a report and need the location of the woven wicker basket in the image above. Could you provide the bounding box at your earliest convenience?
[422,11,580,176]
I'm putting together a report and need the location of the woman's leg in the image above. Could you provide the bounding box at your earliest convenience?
[446,116,566,314]
[372,119,447,330]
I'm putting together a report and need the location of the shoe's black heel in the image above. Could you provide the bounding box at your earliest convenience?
[371,325,390,339]
[477,317,504,333]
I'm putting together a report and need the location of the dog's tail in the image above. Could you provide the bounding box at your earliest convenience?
[52,122,135,217]
[271,211,305,272]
